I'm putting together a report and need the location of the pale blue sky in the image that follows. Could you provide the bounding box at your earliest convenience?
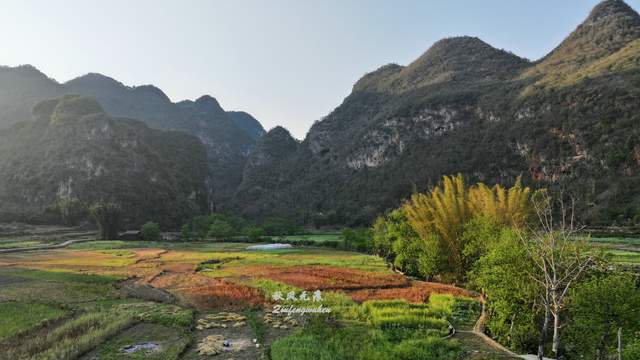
[1,0,638,138]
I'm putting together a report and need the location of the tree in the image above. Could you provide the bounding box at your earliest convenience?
[208,219,234,239]
[245,226,265,242]
[342,228,372,252]
[180,224,193,241]
[565,273,640,359]
[89,201,121,240]
[522,193,595,359]
[404,174,538,278]
[141,221,161,241]
[191,215,210,240]
[54,196,86,226]
[469,227,541,352]
[404,174,471,276]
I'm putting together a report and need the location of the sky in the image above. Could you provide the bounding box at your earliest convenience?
[1,0,638,139]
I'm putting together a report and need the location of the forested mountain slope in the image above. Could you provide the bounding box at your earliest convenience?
[235,0,640,226]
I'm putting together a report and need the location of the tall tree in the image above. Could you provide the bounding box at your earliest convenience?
[522,193,595,359]
[89,201,122,240]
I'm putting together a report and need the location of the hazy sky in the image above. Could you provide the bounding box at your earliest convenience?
[1,0,638,138]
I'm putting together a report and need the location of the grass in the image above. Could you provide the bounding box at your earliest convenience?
[116,302,194,329]
[588,237,640,246]
[244,308,267,343]
[1,311,136,360]
[394,337,463,360]
[0,302,67,341]
[605,249,640,265]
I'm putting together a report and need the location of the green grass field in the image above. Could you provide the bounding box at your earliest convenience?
[0,302,67,341]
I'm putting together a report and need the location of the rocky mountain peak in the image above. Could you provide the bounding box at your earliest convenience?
[587,0,640,23]
[399,36,529,87]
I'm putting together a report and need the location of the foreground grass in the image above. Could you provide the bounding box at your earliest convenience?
[1,311,136,360]
[0,302,67,341]
[270,295,477,360]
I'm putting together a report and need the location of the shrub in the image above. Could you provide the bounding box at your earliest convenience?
[141,221,161,241]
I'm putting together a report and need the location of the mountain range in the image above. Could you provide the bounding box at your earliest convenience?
[0,0,639,227]
[0,67,265,210]
[234,0,640,226]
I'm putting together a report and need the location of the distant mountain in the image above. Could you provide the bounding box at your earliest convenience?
[0,65,63,129]
[0,69,265,209]
[234,126,300,215]
[0,95,208,227]
[235,0,640,226]
[227,111,266,141]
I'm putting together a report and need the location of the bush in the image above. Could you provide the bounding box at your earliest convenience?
[141,222,161,241]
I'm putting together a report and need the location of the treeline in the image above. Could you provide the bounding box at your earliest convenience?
[179,213,301,241]
[369,174,640,359]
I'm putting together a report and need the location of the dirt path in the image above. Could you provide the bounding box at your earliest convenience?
[0,238,94,254]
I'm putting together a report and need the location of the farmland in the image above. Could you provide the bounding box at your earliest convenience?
[0,228,516,360]
[1,224,637,359]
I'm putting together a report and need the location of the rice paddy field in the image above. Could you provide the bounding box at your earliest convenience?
[0,225,520,360]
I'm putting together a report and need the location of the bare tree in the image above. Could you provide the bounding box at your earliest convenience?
[521,192,594,360]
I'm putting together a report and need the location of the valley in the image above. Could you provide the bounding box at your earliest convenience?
[0,0,639,359]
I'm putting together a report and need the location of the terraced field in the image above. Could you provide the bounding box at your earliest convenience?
[0,236,518,359]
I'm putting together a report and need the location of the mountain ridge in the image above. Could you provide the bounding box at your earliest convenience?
[234,0,640,226]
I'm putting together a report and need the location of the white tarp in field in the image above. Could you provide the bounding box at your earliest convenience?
[246,243,293,250]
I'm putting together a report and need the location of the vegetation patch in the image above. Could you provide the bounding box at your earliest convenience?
[0,302,67,341]
[83,322,190,360]
[1,310,136,360]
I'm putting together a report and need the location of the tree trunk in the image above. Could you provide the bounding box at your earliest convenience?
[539,299,550,360]
[552,309,560,355]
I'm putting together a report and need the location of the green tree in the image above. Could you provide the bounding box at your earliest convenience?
[180,224,193,241]
[403,174,538,279]
[89,201,121,240]
[53,196,86,226]
[564,273,640,360]
[342,228,372,252]
[208,219,234,239]
[469,227,541,352]
[141,221,161,242]
[191,215,210,240]
[245,226,265,242]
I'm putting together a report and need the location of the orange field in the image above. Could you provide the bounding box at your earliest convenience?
[230,265,409,290]
[348,280,477,303]
[0,245,474,309]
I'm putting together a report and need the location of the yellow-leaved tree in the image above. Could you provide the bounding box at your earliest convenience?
[404,174,539,278]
